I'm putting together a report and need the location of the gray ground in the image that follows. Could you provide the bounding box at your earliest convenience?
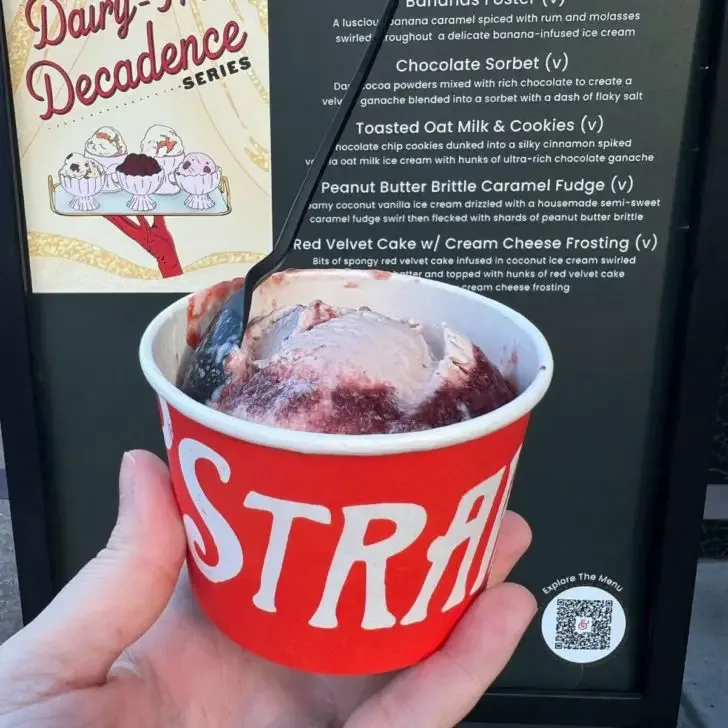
[0,500,22,644]
[0,474,724,727]
[681,561,728,728]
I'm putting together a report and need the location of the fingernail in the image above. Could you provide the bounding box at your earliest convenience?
[119,451,138,504]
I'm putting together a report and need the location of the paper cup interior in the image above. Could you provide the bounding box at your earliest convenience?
[142,269,553,455]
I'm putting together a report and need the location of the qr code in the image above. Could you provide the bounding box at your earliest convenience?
[554,598,613,651]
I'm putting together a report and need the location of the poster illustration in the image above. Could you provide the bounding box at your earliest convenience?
[2,0,271,292]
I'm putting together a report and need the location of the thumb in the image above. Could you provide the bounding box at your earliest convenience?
[0,450,187,698]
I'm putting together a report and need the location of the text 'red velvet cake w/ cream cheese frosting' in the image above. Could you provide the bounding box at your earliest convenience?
[182,279,517,435]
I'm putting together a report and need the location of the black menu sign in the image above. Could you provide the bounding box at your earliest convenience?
[268,0,703,691]
[2,0,718,722]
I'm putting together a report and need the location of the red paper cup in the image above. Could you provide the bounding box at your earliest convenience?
[139,269,553,675]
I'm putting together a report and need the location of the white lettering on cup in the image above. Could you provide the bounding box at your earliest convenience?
[178,438,243,583]
[401,467,506,626]
[244,492,331,613]
[309,504,427,630]
[160,398,173,449]
[470,447,522,595]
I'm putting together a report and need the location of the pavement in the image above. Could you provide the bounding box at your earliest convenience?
[0,473,724,727]
[0,498,22,645]
[680,560,728,728]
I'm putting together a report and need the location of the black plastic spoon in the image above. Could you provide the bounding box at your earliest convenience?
[178,0,401,404]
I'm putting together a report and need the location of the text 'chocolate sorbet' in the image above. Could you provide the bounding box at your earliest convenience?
[184,289,516,435]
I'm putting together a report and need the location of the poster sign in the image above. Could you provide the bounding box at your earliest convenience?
[266,0,702,691]
[2,0,271,292]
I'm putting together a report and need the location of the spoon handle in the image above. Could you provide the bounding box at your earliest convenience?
[240,0,401,330]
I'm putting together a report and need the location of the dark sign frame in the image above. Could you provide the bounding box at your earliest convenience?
[2,4,727,728]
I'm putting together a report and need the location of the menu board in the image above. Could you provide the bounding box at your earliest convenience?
[3,0,707,700]
[268,0,703,690]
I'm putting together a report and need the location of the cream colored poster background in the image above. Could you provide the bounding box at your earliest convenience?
[2,0,271,292]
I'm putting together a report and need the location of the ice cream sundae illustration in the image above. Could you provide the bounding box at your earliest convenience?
[58,153,106,211]
[115,153,165,212]
[140,124,185,195]
[51,124,230,220]
[84,127,127,192]
[175,152,221,210]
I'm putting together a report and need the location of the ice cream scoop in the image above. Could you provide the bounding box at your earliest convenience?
[59,153,103,180]
[177,152,217,176]
[117,153,162,176]
[85,127,126,156]
[141,124,184,157]
[206,301,515,434]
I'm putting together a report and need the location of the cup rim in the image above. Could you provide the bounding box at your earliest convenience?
[177,167,222,179]
[139,270,554,456]
[86,151,127,162]
[117,169,165,181]
[59,172,106,190]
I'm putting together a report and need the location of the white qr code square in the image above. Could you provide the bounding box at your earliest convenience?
[542,586,626,664]
[555,599,613,650]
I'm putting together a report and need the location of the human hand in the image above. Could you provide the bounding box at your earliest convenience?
[0,450,536,728]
